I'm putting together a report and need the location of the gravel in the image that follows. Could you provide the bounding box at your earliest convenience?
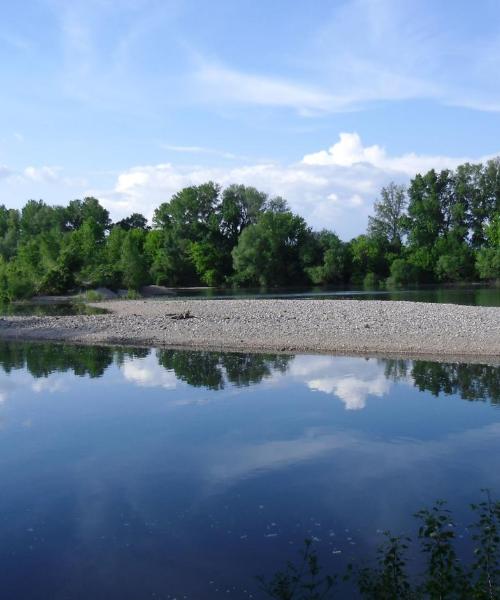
[0,299,499,362]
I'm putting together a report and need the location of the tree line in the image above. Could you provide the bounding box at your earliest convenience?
[0,159,499,300]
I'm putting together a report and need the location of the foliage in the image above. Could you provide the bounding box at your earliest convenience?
[232,210,312,286]
[263,492,500,600]
[258,539,337,599]
[368,182,407,247]
[85,290,105,302]
[355,532,414,599]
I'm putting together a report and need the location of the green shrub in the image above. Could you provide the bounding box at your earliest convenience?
[363,272,379,289]
[125,289,141,300]
[85,290,104,302]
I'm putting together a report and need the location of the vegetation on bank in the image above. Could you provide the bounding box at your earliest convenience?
[0,159,499,301]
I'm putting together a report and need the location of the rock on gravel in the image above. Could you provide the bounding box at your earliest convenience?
[0,299,499,362]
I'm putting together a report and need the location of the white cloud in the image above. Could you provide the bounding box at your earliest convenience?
[288,355,392,410]
[194,61,345,115]
[0,164,87,189]
[23,166,62,183]
[32,378,66,394]
[162,144,238,160]
[208,429,353,482]
[302,132,477,176]
[122,354,178,390]
[308,374,390,410]
[0,372,67,404]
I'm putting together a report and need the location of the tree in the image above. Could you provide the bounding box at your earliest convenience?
[0,206,20,260]
[120,229,148,290]
[405,170,450,280]
[476,213,500,280]
[218,184,268,245]
[65,197,110,234]
[232,210,311,286]
[114,213,149,231]
[20,200,66,238]
[349,234,390,284]
[368,182,407,247]
[305,230,348,284]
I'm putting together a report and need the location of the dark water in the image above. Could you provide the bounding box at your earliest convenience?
[0,302,107,317]
[0,342,499,599]
[167,284,500,306]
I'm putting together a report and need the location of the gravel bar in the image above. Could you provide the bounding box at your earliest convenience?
[0,299,499,362]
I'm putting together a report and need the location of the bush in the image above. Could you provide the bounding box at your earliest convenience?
[387,258,419,287]
[476,247,500,280]
[363,272,379,289]
[125,289,141,300]
[84,290,104,302]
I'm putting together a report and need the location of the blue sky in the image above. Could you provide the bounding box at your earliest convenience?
[1,0,500,239]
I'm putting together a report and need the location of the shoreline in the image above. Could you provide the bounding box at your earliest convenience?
[0,298,499,364]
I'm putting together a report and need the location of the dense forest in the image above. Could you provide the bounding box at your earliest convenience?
[0,159,499,301]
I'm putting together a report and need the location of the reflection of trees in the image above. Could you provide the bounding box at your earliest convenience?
[0,341,292,389]
[0,341,148,378]
[156,350,292,390]
[382,359,500,404]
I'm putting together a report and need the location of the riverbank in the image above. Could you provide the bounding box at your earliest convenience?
[1,299,499,362]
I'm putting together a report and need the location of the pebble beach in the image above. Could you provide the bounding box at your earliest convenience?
[0,298,499,362]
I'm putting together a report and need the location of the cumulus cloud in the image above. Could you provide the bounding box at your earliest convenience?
[122,354,178,390]
[302,132,477,176]
[93,132,493,239]
[308,374,390,410]
[288,355,392,410]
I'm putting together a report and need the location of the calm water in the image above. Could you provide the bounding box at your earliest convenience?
[0,302,107,317]
[173,284,500,306]
[0,342,499,598]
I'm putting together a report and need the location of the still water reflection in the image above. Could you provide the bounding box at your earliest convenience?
[0,342,499,598]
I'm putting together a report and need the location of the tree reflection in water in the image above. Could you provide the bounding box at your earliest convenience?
[0,340,497,404]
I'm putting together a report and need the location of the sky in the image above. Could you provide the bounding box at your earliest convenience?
[1,0,500,240]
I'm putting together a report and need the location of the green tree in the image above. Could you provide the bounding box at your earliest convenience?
[120,229,149,290]
[368,182,407,248]
[114,213,149,231]
[476,213,500,280]
[65,197,110,233]
[219,184,268,245]
[232,210,312,286]
[349,234,390,285]
[305,230,348,284]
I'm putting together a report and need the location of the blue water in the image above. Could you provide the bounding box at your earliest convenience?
[0,343,499,598]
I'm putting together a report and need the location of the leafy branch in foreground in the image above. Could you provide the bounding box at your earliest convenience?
[257,538,336,599]
[260,492,500,600]
[470,490,500,599]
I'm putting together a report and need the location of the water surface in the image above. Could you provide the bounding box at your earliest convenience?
[173,284,500,306]
[0,342,499,598]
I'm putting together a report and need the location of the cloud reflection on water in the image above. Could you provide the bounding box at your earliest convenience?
[288,355,393,410]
